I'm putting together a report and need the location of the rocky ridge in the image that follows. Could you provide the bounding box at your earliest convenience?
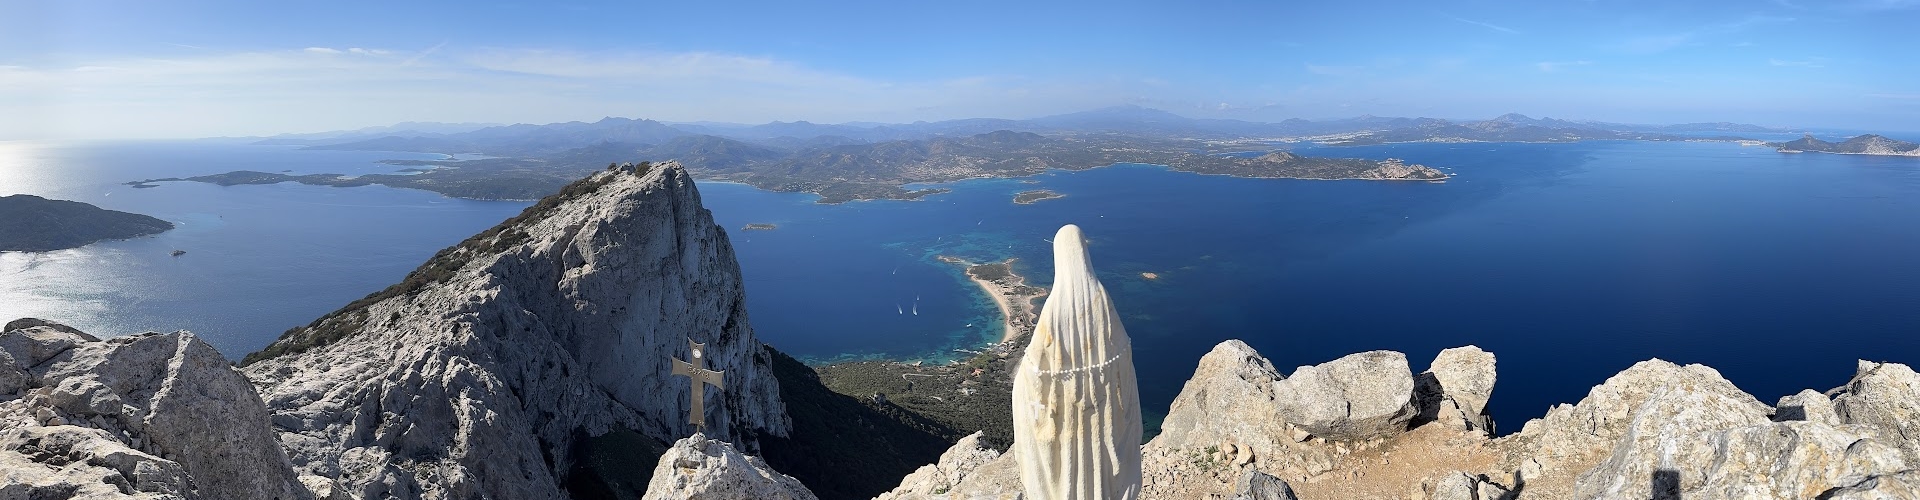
[239,162,790,499]
[875,340,1920,500]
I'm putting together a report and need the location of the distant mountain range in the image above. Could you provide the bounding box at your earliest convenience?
[253,106,1798,156]
[178,107,1917,203]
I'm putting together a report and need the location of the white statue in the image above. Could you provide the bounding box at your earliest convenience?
[1011,224,1143,500]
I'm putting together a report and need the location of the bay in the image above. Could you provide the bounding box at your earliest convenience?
[4,139,1918,434]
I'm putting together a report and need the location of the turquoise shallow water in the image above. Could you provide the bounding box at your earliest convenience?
[4,139,1918,433]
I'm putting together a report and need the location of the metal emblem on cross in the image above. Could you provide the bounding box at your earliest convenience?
[671,338,725,433]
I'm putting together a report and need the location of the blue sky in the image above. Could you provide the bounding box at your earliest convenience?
[2,0,1916,138]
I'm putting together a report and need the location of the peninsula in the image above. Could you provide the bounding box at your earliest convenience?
[0,195,174,252]
[935,256,1048,344]
[1012,190,1065,205]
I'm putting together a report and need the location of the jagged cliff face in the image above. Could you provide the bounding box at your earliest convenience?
[240,162,789,499]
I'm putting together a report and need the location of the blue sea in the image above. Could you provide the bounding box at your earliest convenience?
[4,139,1918,433]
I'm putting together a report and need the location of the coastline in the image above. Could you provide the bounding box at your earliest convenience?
[935,255,1048,344]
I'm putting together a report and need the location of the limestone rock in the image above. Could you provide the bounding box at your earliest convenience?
[1774,388,1840,425]
[1497,360,1767,498]
[1227,470,1298,500]
[1273,350,1416,442]
[1831,360,1920,462]
[0,325,309,500]
[1822,471,1920,499]
[876,431,1012,500]
[2,317,93,337]
[1701,421,1908,498]
[241,163,791,499]
[1571,385,1766,497]
[0,349,24,397]
[0,321,98,369]
[641,433,816,500]
[1429,471,1509,500]
[36,332,309,499]
[1416,346,1496,435]
[0,426,189,499]
[1011,224,1143,500]
[1150,340,1293,455]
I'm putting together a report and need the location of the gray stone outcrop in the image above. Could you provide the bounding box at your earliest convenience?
[1831,360,1920,463]
[1227,470,1298,500]
[874,431,1012,500]
[1428,471,1511,500]
[1272,350,1416,442]
[1775,388,1841,425]
[642,433,816,500]
[1416,346,1497,435]
[0,321,309,499]
[1151,340,1294,455]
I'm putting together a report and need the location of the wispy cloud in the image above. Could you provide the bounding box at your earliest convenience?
[1769,57,1825,68]
[1536,60,1593,72]
[1611,15,1795,53]
[1853,0,1920,10]
[1443,14,1520,34]
[0,47,1127,139]
[1304,64,1366,76]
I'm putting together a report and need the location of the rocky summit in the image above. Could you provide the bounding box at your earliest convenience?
[238,162,790,499]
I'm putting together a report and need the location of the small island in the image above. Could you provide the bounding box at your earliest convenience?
[1012,190,1066,205]
[1769,134,1920,157]
[0,195,174,252]
[741,223,778,231]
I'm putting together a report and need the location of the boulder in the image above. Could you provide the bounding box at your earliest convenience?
[1831,360,1920,463]
[1151,340,1294,454]
[1,318,93,337]
[0,324,310,500]
[0,322,98,369]
[1774,388,1840,425]
[1416,346,1496,435]
[875,431,1009,500]
[1227,470,1298,500]
[642,433,816,500]
[1429,471,1510,500]
[21,331,313,500]
[1273,350,1416,441]
[0,426,190,499]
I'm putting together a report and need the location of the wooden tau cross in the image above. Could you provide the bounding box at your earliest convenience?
[670,338,726,433]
